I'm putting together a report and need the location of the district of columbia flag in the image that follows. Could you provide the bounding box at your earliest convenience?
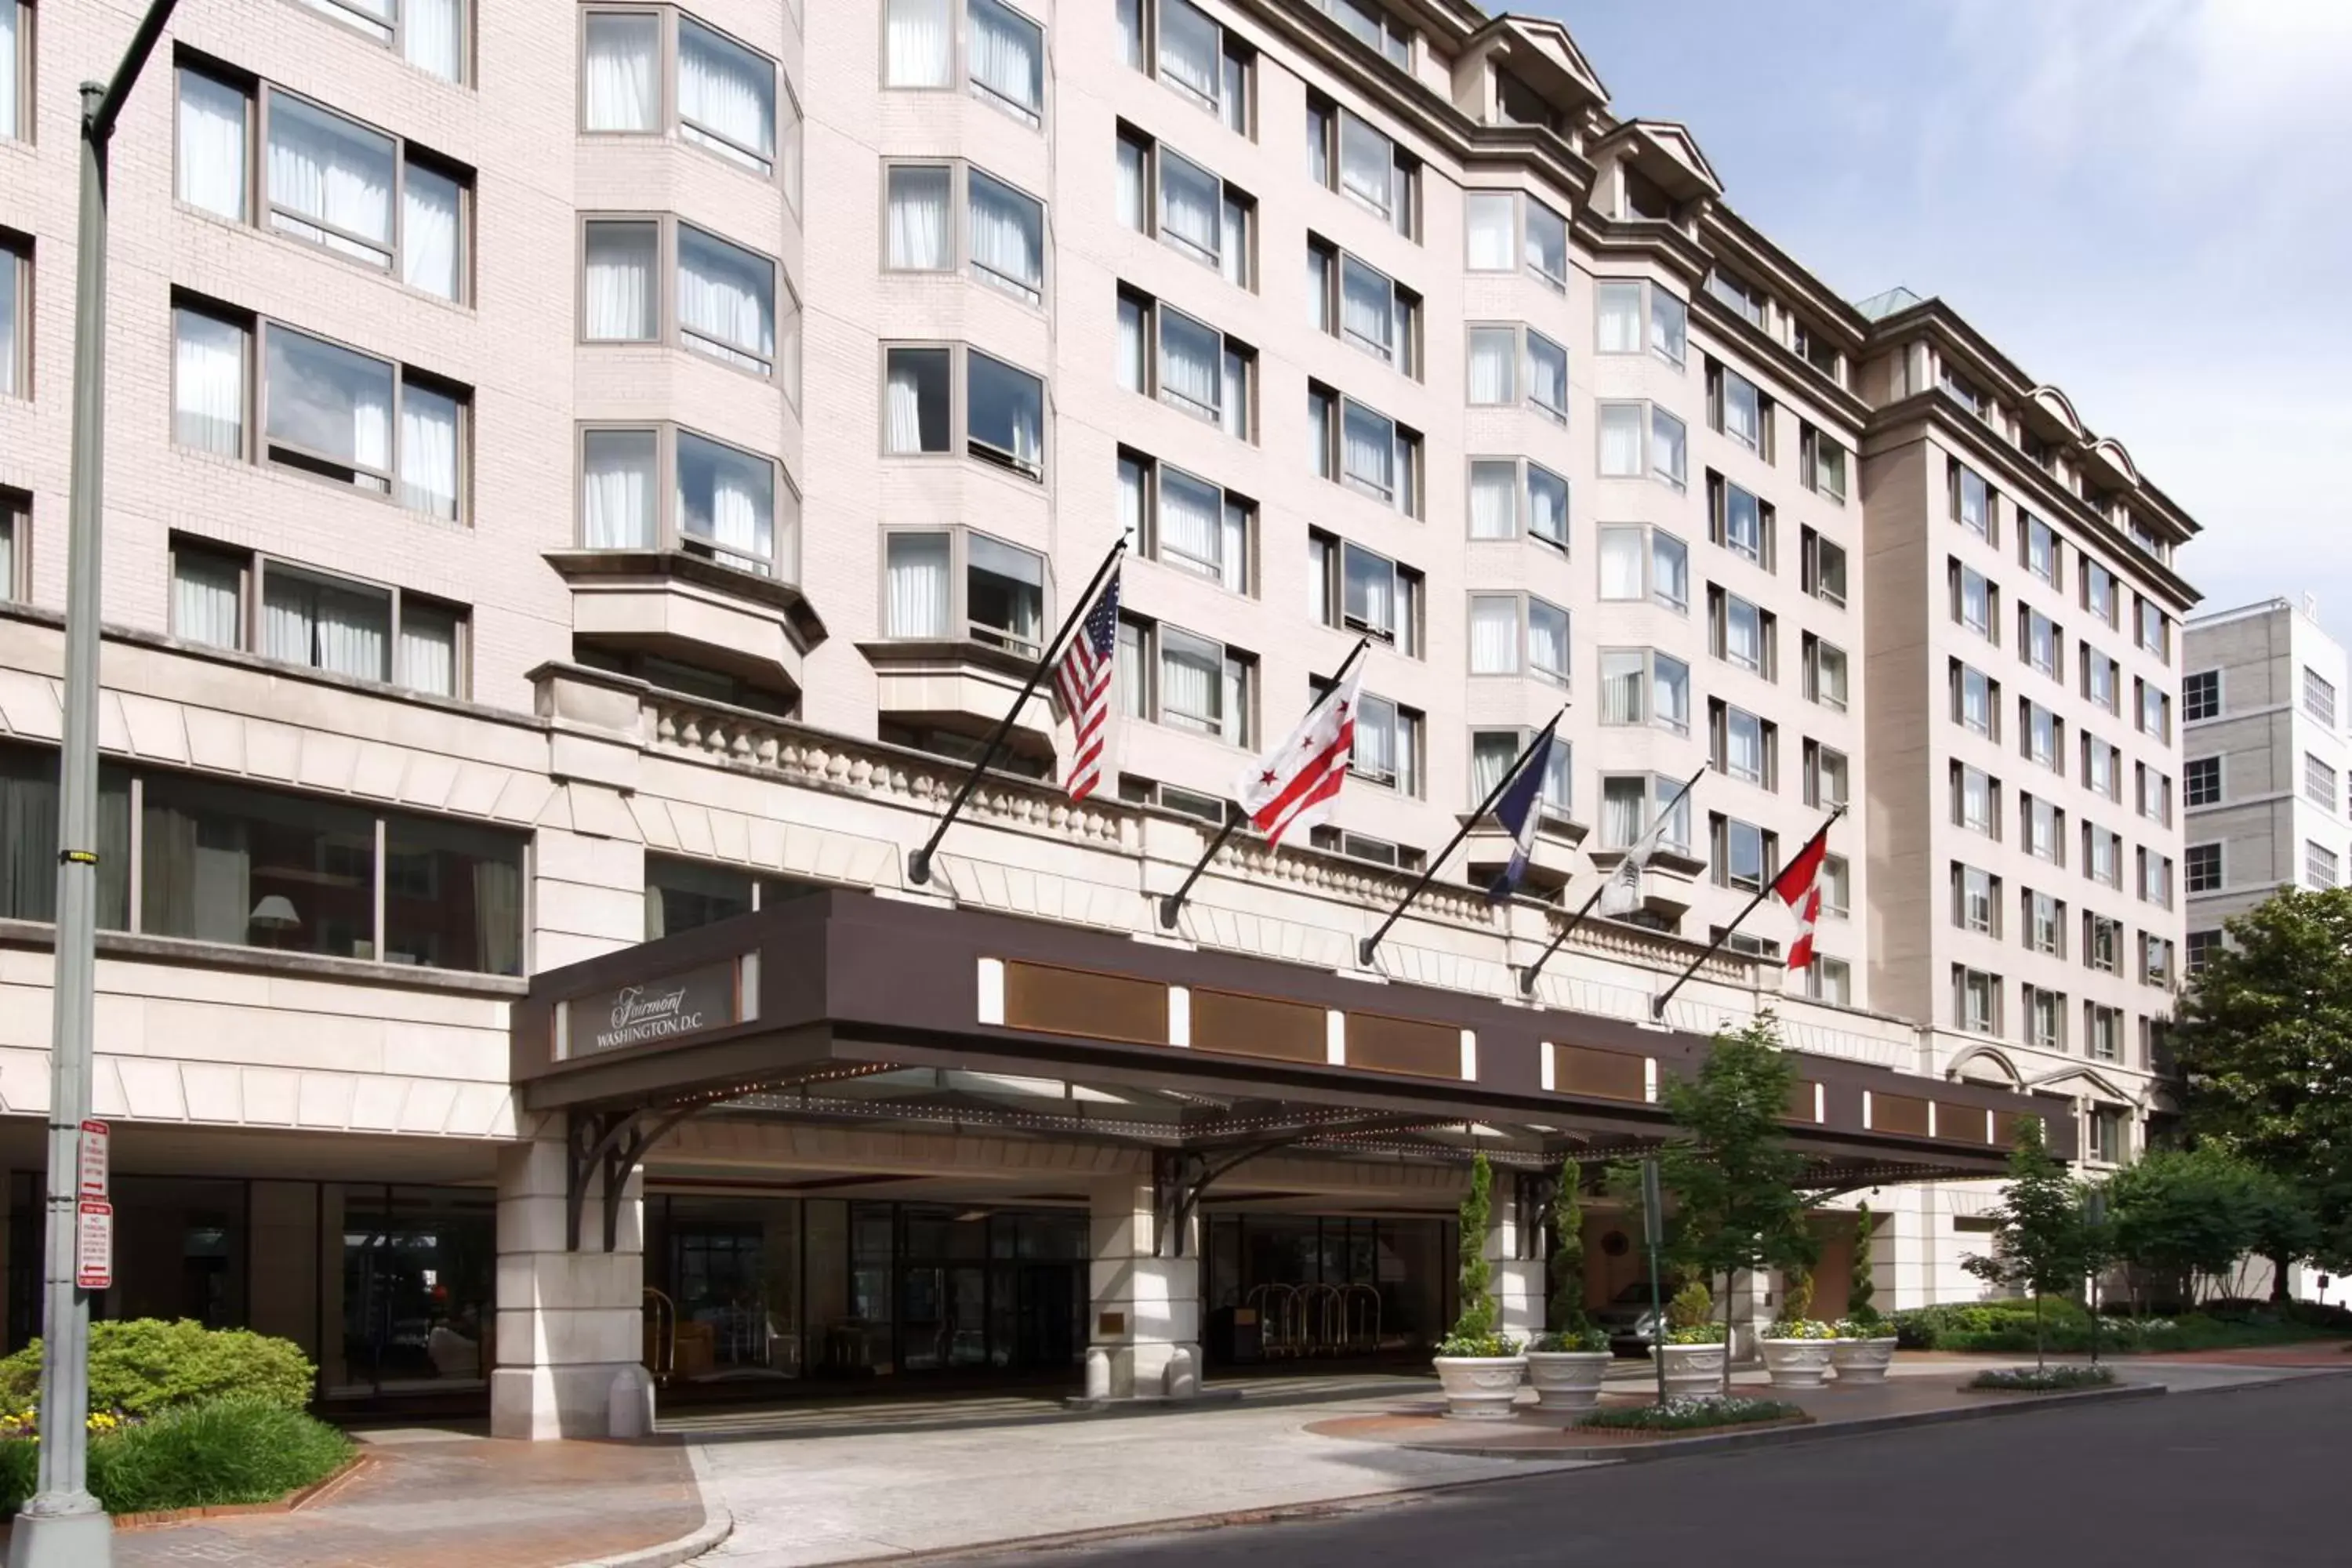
[1771,825,1832,970]
[1052,566,1123,803]
[1236,662,1365,848]
[1484,731,1559,903]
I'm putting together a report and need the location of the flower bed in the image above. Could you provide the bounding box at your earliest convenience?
[1575,1396,1806,1433]
[1966,1364,2118,1392]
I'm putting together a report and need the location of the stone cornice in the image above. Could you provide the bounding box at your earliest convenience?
[1687,287,1873,432]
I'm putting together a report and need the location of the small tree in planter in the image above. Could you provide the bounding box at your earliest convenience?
[1658,1014,1817,1395]
[1432,1152,1524,1419]
[1831,1202,1900,1382]
[1962,1115,2092,1370]
[1526,1159,1611,1411]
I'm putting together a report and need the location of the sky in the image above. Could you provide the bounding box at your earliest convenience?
[1530,0,2352,638]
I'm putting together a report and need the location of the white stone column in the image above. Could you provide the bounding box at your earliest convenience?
[492,1129,651,1439]
[1087,1176,1200,1399]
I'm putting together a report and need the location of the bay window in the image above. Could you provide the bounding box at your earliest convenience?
[1468,595,1568,687]
[586,8,793,187]
[168,537,466,697]
[580,215,794,390]
[1120,0,1252,136]
[1467,457,1567,551]
[1122,450,1254,594]
[1307,93,1416,236]
[1120,617,1254,746]
[1310,533,1421,655]
[882,527,1046,655]
[296,0,466,84]
[1117,289,1253,438]
[1597,525,1687,612]
[578,423,797,580]
[1118,128,1253,289]
[1597,401,1686,488]
[884,161,1047,305]
[1595,278,1686,365]
[1601,774,1692,854]
[1600,648,1688,733]
[1472,730,1571,818]
[1308,384,1420,514]
[884,343,1046,480]
[1462,190,1566,289]
[178,67,470,303]
[883,0,1045,125]
[1308,238,1415,372]
[1467,323,1566,423]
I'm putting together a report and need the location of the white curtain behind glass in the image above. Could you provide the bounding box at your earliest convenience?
[1599,530,1643,599]
[1221,501,1247,593]
[1340,259,1392,360]
[581,429,656,548]
[264,571,389,681]
[1344,547,1393,633]
[1338,115,1390,212]
[1468,463,1515,540]
[1157,470,1220,575]
[886,352,936,452]
[401,162,461,300]
[1354,699,1396,778]
[887,166,951,269]
[1470,598,1518,674]
[886,0,953,86]
[1599,405,1642,474]
[584,13,659,131]
[968,172,1043,299]
[1160,637,1219,731]
[397,383,459,518]
[1341,404,1391,496]
[885,533,951,637]
[1528,467,1568,546]
[1467,329,1513,404]
[1602,783,1646,846]
[678,434,772,567]
[677,227,775,371]
[1116,139,1145,230]
[172,552,243,648]
[1652,409,1686,481]
[1116,0,1144,68]
[1527,338,1566,417]
[403,0,464,84]
[172,310,247,456]
[1465,194,1514,269]
[1471,738,1515,803]
[1158,153,1220,261]
[1597,284,1642,353]
[1600,654,1643,724]
[266,330,392,488]
[1220,194,1247,287]
[1157,0,1220,105]
[1156,312,1219,416]
[267,95,395,265]
[680,19,775,169]
[1530,608,1567,681]
[176,69,249,221]
[968,0,1044,119]
[400,605,458,696]
[1119,457,1145,545]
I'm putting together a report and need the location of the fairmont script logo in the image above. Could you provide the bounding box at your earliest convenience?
[575,960,742,1054]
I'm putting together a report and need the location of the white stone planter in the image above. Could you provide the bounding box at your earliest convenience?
[1759,1338,1835,1389]
[1432,1356,1526,1421]
[1523,1351,1612,1414]
[1829,1337,1900,1384]
[1657,1341,1726,1399]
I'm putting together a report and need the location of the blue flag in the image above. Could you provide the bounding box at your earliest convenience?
[1485,731,1556,903]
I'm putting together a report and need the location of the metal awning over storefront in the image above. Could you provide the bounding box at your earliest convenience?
[510,891,2064,1251]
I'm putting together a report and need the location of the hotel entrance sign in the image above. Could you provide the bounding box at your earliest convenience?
[554,956,753,1058]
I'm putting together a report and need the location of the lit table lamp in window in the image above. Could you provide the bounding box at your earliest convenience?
[249,895,302,949]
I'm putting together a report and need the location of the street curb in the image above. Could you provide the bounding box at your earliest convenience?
[554,1443,733,1568]
[1377,1379,2167,1464]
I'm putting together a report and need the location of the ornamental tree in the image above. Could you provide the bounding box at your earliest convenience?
[1962,1115,2092,1369]
[1443,1152,1504,1355]
[1848,1200,1881,1329]
[1545,1156,1593,1341]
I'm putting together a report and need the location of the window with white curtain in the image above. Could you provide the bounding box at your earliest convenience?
[1596,525,1686,611]
[1598,402,1644,477]
[1805,634,1849,710]
[582,216,787,385]
[1523,197,1566,289]
[581,428,657,549]
[579,424,796,579]
[1308,93,1415,237]
[1469,596,1518,676]
[1717,590,1763,672]
[1599,278,1686,364]
[1124,452,1252,595]
[1716,705,1765,784]
[677,428,779,574]
[884,0,953,86]
[886,165,953,270]
[882,528,1045,653]
[583,12,659,131]
[1318,539,1419,655]
[1650,407,1687,487]
[0,235,22,400]
[1709,359,1763,451]
[887,160,1044,303]
[1467,327,1514,407]
[1712,476,1767,565]
[172,304,248,456]
[264,325,393,491]
[1599,649,1687,733]
[883,346,952,455]
[1465,458,1566,552]
[967,168,1044,303]
[1802,526,1847,608]
[1308,239,1414,373]
[0,489,21,603]
[1118,127,1254,290]
[1125,0,1250,133]
[583,220,660,339]
[677,223,775,375]
[1526,330,1566,420]
[967,0,1045,124]
[1331,688,1419,794]
[182,72,470,302]
[678,16,775,172]
[293,0,466,84]
[966,347,1045,477]
[584,9,792,187]
[1310,384,1419,514]
[170,538,468,695]
[220,318,466,516]
[1122,618,1254,746]
[1472,731,1570,817]
[1465,191,1514,270]
[1120,290,1252,439]
[0,0,20,142]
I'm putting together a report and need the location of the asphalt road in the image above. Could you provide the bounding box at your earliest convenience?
[970,1373,2349,1568]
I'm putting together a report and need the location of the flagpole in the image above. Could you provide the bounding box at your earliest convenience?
[1519,766,1704,997]
[909,538,1127,887]
[1156,637,1372,930]
[1650,804,1845,1022]
[1359,707,1566,967]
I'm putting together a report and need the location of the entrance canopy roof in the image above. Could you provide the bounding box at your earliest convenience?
[511,891,2068,1185]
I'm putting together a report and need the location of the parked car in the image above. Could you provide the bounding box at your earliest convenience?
[1592,1280,1674,1356]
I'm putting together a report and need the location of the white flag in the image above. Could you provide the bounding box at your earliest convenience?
[1235,664,1364,848]
[1599,782,1690,916]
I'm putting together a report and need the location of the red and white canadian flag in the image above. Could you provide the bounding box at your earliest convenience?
[1770,823,1834,970]
[1235,663,1366,848]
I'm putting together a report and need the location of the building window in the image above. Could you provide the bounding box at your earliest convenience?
[1708,702,1775,789]
[881,0,1046,127]
[1952,863,1998,935]
[1599,648,1690,735]
[1799,423,1847,503]
[1119,616,1255,747]
[1802,740,1849,810]
[2305,667,2338,726]
[1705,359,1771,456]
[1466,323,1568,423]
[2183,755,2220,807]
[881,527,1047,656]
[1598,401,1686,488]
[644,858,821,938]
[2308,840,2339,890]
[2022,514,2060,590]
[1309,237,1414,370]
[2082,736,2118,800]
[1121,0,1253,136]
[583,216,793,387]
[170,303,469,521]
[1596,524,1688,612]
[2087,1004,2122,1063]
[1464,191,1567,289]
[1120,129,1254,289]
[1120,451,1253,595]
[1315,683,1418,795]
[884,343,1045,479]
[2136,597,2170,659]
[2085,826,2121,889]
[578,423,797,579]
[2301,753,2339,813]
[1705,269,1769,330]
[1313,0,1413,67]
[1595,278,1686,366]
[1950,459,1994,543]
[1707,475,1773,568]
[1940,365,1990,420]
[1308,532,1421,655]
[2136,678,2170,742]
[1472,730,1571,818]
[2020,702,2061,772]
[1820,855,1850,917]
[1708,587,1775,677]
[1308,383,1420,514]
[1601,775,1693,855]
[2141,932,2174,988]
[1118,775,1229,826]
[176,67,472,303]
[886,160,1048,305]
[1950,560,1996,640]
[1306,92,1416,237]
[1951,763,1998,837]
[2023,793,2061,862]
[1119,289,1254,438]
[2025,986,2063,1053]
[0,230,24,398]
[2027,890,2063,956]
[2022,608,2062,681]
[1802,633,1848,711]
[2082,561,2118,627]
[1468,594,1570,687]
[2184,842,2220,894]
[1951,661,1998,739]
[1806,956,1853,1006]
[169,543,468,697]
[2180,670,2218,722]
[1792,320,1843,383]
[2186,930,2222,972]
[0,487,22,603]
[586,8,804,205]
[2138,848,2173,908]
[1713,816,1777,894]
[1468,457,1567,552]
[0,0,22,142]
[1799,527,1847,608]
[2085,912,2120,973]
[1953,967,2001,1036]
[294,0,466,84]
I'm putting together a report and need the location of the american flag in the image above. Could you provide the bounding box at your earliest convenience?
[1054,567,1123,802]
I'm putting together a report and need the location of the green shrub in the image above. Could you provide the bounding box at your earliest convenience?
[1969,1364,2116,1392]
[0,1398,350,1519]
[0,1320,314,1418]
[1890,1298,2092,1349]
[1892,1301,2347,1354]
[1577,1396,1803,1432]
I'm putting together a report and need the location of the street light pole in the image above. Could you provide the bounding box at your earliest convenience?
[12,8,180,1565]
